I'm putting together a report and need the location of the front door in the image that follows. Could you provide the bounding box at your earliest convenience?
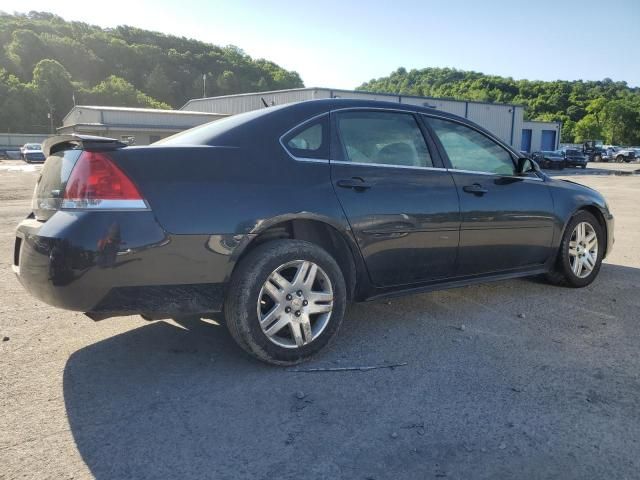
[330,110,460,287]
[424,115,555,276]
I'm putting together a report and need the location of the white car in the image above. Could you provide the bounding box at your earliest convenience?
[19,143,45,163]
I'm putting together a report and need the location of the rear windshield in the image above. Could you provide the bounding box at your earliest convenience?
[155,107,278,146]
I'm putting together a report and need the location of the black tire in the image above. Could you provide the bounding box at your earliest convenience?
[581,165,587,169]
[224,239,347,365]
[594,154,602,162]
[616,155,624,163]
[546,211,604,288]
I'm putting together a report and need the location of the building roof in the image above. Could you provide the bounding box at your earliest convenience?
[181,86,524,111]
[62,105,227,125]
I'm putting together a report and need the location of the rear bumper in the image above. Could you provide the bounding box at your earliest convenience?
[13,211,244,317]
[565,159,588,167]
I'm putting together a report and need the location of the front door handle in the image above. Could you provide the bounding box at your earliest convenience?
[462,183,488,195]
[336,178,372,191]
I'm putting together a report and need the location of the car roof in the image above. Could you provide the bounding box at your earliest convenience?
[157,98,476,148]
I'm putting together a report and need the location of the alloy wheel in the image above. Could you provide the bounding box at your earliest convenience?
[257,260,334,348]
[568,222,598,279]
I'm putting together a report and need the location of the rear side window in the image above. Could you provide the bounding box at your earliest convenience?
[335,111,433,168]
[282,115,329,160]
[426,117,515,175]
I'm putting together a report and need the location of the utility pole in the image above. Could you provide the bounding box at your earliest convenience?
[202,74,206,98]
[46,99,54,135]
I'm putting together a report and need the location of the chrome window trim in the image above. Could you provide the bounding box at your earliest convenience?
[330,160,448,172]
[447,168,544,182]
[279,112,330,162]
[330,106,417,115]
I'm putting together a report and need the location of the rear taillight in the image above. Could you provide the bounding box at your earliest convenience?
[62,151,147,209]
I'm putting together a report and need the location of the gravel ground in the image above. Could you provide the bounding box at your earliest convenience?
[1,160,639,479]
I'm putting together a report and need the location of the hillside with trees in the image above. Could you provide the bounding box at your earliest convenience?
[359,67,640,145]
[0,11,303,133]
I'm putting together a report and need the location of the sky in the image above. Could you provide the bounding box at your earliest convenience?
[1,0,639,88]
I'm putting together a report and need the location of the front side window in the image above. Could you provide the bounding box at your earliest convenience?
[426,117,515,175]
[282,115,328,160]
[335,111,433,168]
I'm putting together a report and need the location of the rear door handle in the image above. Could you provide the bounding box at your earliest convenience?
[336,178,372,191]
[462,184,488,195]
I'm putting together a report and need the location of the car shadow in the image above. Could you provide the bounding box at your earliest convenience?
[63,263,640,479]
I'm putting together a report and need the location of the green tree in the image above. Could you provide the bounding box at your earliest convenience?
[6,29,47,79]
[144,64,173,104]
[81,75,170,109]
[574,115,603,142]
[31,59,74,128]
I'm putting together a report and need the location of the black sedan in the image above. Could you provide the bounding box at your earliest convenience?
[13,99,614,364]
[561,148,588,168]
[531,150,565,169]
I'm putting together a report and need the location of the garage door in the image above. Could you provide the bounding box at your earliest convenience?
[521,129,532,152]
[541,130,556,151]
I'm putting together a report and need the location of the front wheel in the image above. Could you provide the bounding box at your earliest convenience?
[224,239,346,365]
[546,211,604,287]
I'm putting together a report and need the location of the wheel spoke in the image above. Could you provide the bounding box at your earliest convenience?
[308,303,332,315]
[292,261,312,286]
[260,305,281,327]
[264,315,290,337]
[269,271,290,291]
[300,315,313,343]
[585,232,596,246]
[263,280,282,301]
[577,259,585,277]
[290,322,305,347]
[583,254,595,270]
[307,291,333,303]
[571,257,581,275]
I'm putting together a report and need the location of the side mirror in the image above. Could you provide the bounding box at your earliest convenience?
[516,157,539,175]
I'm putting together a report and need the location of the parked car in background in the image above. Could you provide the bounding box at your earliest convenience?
[582,140,604,162]
[560,148,588,168]
[532,150,565,169]
[612,147,636,163]
[13,99,614,364]
[20,143,45,163]
[600,147,615,162]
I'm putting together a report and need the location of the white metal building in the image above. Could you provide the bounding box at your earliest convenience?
[58,106,227,145]
[520,120,562,153]
[181,87,559,152]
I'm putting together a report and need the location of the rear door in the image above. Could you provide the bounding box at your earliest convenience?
[423,115,555,276]
[330,109,460,287]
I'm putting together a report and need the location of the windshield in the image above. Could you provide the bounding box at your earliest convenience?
[23,143,42,150]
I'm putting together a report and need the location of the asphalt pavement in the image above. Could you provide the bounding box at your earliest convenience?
[1,160,639,479]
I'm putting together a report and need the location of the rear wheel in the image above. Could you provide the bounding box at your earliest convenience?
[546,211,604,287]
[593,154,602,162]
[616,155,624,163]
[224,239,346,365]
